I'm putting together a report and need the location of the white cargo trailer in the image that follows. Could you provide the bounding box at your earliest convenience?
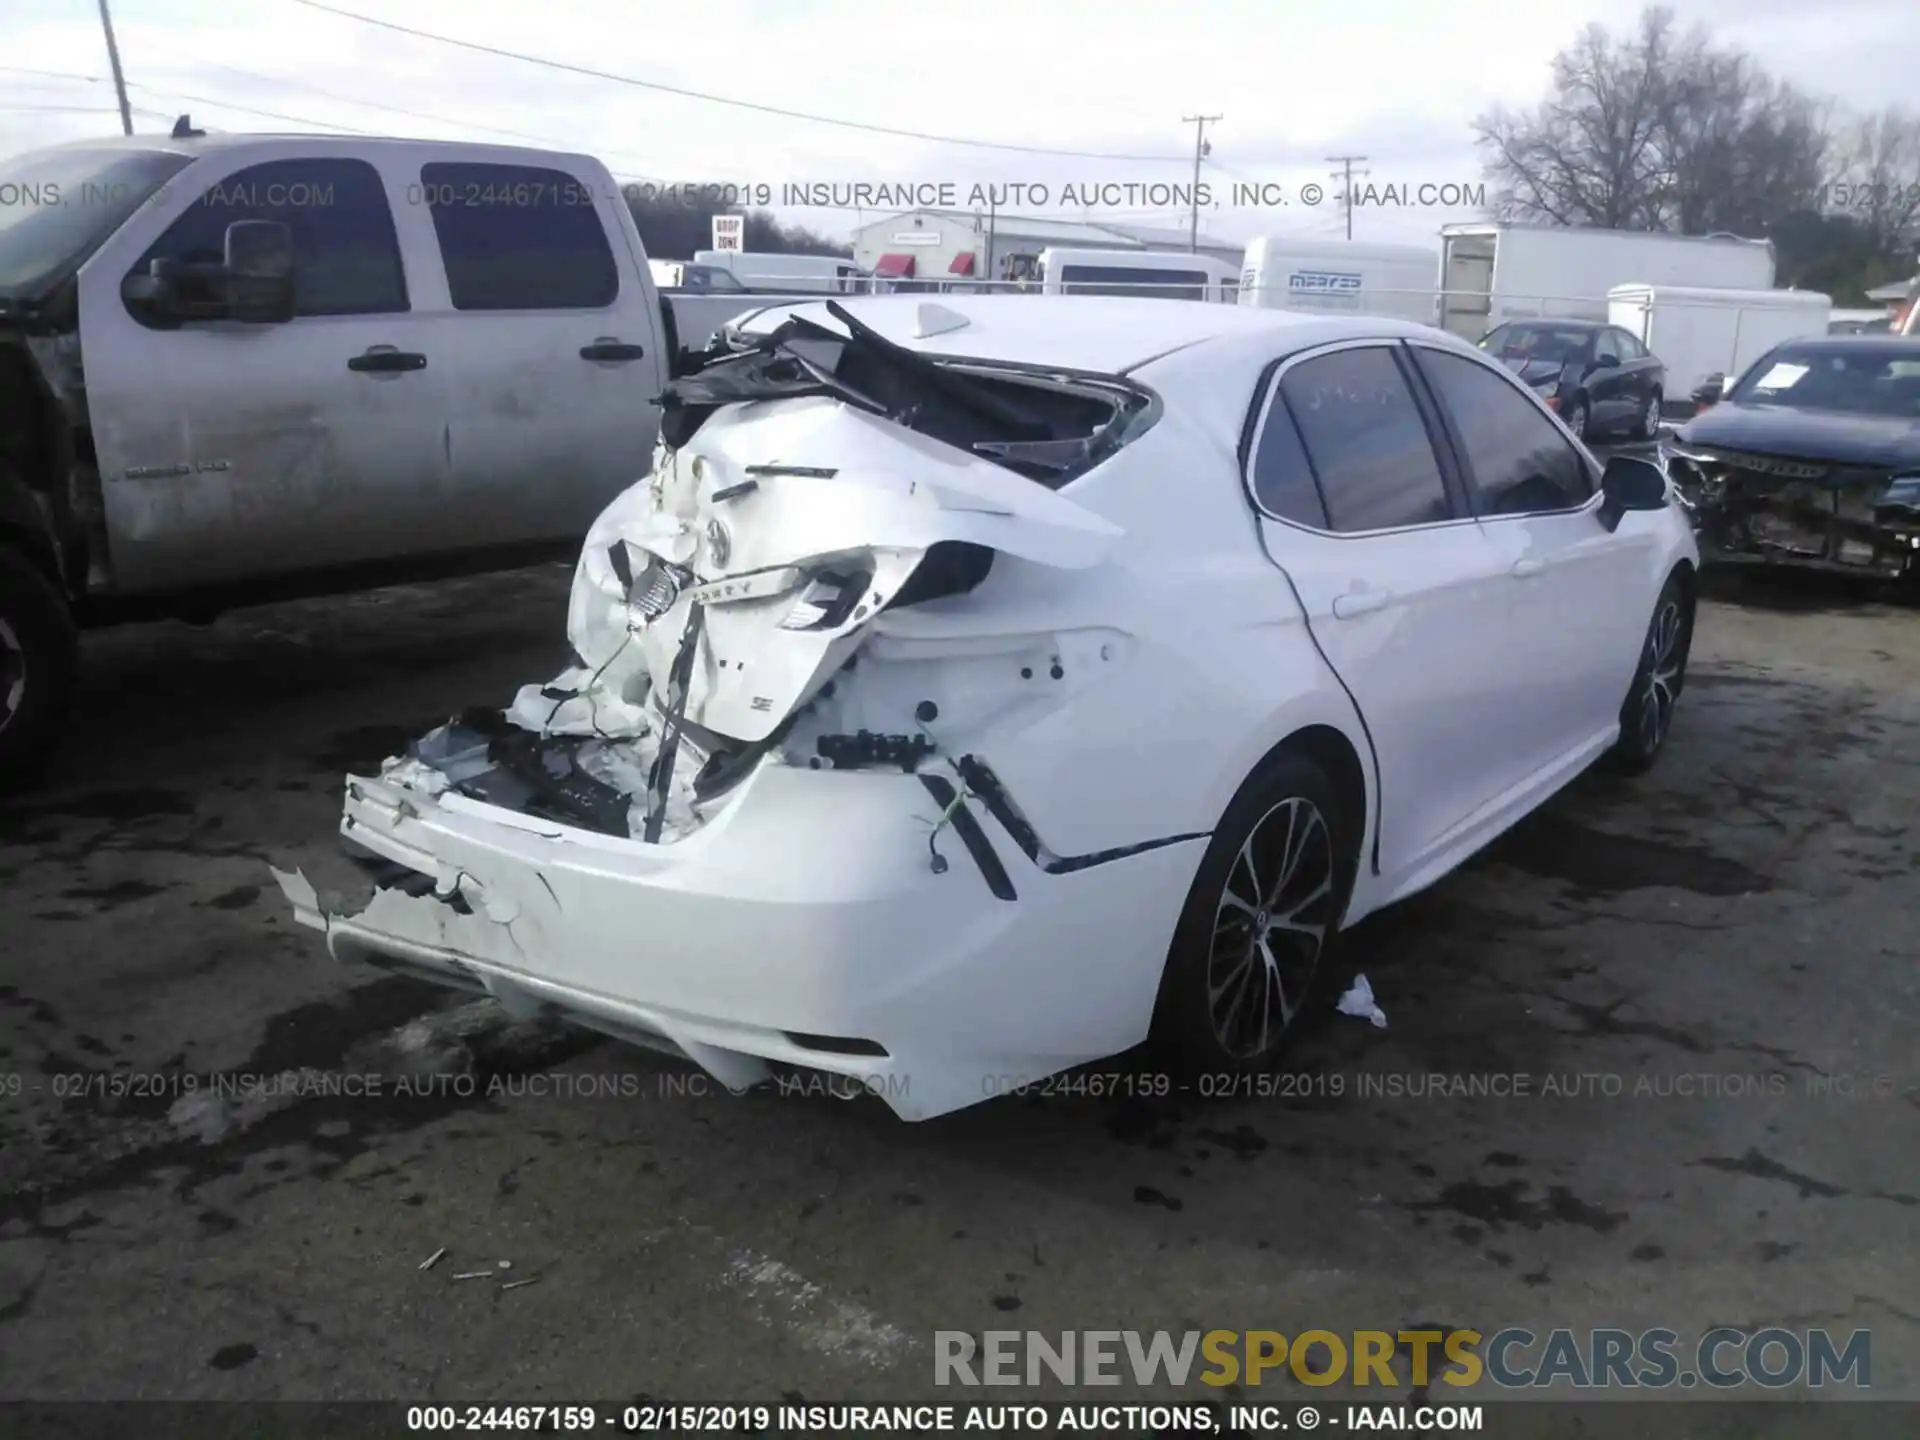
[1237,237,1438,324]
[1438,224,1775,340]
[1608,285,1832,402]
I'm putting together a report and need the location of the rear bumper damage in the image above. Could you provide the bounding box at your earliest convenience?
[1664,447,1920,578]
[273,756,1201,1122]
[274,309,1207,1121]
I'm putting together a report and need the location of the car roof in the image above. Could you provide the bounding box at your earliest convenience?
[731,294,1441,373]
[1494,318,1607,330]
[1752,334,1920,352]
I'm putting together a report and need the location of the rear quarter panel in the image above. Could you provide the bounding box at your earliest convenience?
[962,349,1376,873]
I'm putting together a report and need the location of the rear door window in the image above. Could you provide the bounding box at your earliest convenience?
[1247,381,1330,529]
[419,162,617,311]
[1277,346,1454,532]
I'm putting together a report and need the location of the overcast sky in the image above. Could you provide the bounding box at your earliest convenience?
[5,0,1913,248]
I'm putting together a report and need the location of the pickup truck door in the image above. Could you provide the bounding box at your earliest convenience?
[75,148,450,594]
[406,153,666,548]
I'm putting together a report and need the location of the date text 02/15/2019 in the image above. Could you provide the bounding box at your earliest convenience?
[977,1071,1343,1101]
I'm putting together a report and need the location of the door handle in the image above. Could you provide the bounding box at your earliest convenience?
[1511,558,1547,579]
[580,340,646,362]
[1331,590,1389,619]
[348,347,426,373]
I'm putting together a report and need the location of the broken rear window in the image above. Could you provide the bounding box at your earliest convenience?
[659,301,1156,486]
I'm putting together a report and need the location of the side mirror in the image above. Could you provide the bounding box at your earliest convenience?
[223,219,294,324]
[1591,353,1619,370]
[1597,455,1669,532]
[1691,374,1726,411]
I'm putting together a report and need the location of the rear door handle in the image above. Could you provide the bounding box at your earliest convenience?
[1331,590,1389,619]
[348,346,426,373]
[580,340,646,362]
[1511,558,1546,578]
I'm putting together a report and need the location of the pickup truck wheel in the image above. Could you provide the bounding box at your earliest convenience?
[0,545,79,793]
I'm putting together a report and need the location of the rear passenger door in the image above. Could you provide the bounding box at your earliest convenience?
[1408,342,1654,782]
[412,155,662,548]
[1244,340,1531,883]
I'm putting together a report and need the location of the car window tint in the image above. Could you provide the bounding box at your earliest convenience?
[1615,329,1646,361]
[1249,384,1330,528]
[1419,350,1595,516]
[1277,347,1452,532]
[420,162,616,311]
[131,157,406,317]
[1594,331,1621,364]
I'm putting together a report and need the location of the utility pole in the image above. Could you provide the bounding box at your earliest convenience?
[1184,114,1221,253]
[96,0,134,135]
[986,190,997,290]
[1326,154,1369,240]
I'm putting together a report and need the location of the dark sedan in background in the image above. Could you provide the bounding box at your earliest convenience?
[1478,318,1666,442]
[1663,337,1920,581]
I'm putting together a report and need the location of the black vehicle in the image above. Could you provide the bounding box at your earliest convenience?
[1477,318,1666,442]
[1663,336,1920,579]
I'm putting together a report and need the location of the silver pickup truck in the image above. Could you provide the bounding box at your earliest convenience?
[0,126,773,790]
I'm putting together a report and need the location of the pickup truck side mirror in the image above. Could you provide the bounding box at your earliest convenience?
[223,220,295,324]
[121,219,295,326]
[1596,454,1669,532]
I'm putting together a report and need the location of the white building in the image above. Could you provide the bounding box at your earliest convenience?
[849,209,1240,287]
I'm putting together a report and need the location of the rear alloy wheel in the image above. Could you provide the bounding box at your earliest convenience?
[1608,573,1692,775]
[1565,396,1590,440]
[1636,391,1662,441]
[1152,754,1352,1074]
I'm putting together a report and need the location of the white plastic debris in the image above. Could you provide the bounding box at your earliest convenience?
[419,1248,447,1271]
[1337,974,1388,1029]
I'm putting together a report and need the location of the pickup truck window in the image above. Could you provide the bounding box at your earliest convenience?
[126,158,407,320]
[419,162,618,312]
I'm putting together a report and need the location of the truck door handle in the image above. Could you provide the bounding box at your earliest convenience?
[1511,558,1546,578]
[580,340,646,362]
[348,347,426,373]
[1331,590,1389,619]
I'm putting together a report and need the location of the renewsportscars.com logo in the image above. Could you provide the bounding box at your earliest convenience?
[935,1327,1873,1390]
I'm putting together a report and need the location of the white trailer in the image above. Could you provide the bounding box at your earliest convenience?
[1439,223,1775,340]
[1037,248,1238,302]
[1238,237,1437,324]
[1608,285,1832,402]
[692,250,869,293]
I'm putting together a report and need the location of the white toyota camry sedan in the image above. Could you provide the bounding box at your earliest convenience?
[275,295,1698,1121]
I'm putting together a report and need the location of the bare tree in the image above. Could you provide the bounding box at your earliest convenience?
[1476,10,1674,227]
[1475,5,1826,238]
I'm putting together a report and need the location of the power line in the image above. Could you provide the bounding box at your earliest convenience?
[287,0,1189,163]
[0,58,382,135]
